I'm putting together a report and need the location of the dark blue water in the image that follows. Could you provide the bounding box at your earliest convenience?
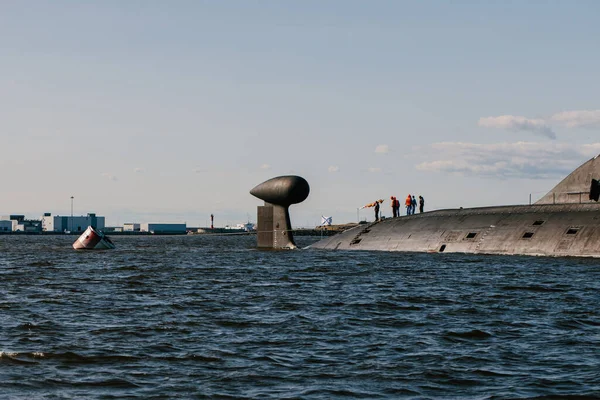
[1,235,599,399]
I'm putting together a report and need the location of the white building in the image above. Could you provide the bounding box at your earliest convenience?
[123,223,140,232]
[224,222,256,232]
[141,223,186,234]
[42,213,105,233]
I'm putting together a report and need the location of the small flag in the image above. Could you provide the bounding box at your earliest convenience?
[360,199,384,209]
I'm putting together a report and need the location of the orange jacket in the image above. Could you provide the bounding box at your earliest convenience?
[405,196,412,206]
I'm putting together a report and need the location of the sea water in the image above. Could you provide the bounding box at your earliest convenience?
[0,235,599,399]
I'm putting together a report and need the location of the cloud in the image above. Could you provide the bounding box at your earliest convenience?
[368,167,382,173]
[134,167,145,173]
[375,144,390,154]
[328,166,339,173]
[260,164,271,170]
[416,141,600,179]
[551,110,600,128]
[101,172,118,181]
[478,115,556,139]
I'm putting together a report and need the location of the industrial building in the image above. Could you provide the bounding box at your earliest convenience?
[0,220,14,232]
[0,215,42,232]
[123,223,141,232]
[41,213,105,233]
[1,215,25,223]
[0,212,189,235]
[141,223,186,234]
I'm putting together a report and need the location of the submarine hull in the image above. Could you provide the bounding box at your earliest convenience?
[309,203,600,257]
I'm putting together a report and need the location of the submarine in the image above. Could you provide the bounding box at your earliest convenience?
[309,154,600,257]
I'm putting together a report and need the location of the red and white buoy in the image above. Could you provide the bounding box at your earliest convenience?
[73,226,115,250]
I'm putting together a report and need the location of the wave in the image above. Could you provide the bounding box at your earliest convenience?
[27,261,55,267]
[1,351,142,365]
[444,329,493,340]
[501,285,566,293]
[44,378,139,389]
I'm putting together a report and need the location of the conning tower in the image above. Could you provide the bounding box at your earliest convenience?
[250,175,310,249]
[536,154,600,204]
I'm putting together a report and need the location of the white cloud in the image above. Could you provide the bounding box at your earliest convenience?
[260,164,271,170]
[416,141,600,179]
[368,167,382,173]
[551,110,600,128]
[478,115,556,139]
[375,144,390,154]
[328,166,339,173]
[101,172,118,181]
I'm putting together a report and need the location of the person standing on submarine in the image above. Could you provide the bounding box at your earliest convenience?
[374,200,380,221]
[405,194,412,215]
[419,195,425,213]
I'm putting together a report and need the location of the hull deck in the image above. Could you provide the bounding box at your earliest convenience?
[309,203,600,257]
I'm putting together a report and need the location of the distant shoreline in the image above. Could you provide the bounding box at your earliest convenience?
[0,227,348,237]
[0,231,171,236]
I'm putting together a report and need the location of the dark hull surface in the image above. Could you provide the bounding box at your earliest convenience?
[309,204,600,257]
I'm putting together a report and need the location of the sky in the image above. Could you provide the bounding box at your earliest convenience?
[2,1,600,227]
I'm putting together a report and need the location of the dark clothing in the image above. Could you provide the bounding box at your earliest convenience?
[374,202,380,221]
[419,196,424,213]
